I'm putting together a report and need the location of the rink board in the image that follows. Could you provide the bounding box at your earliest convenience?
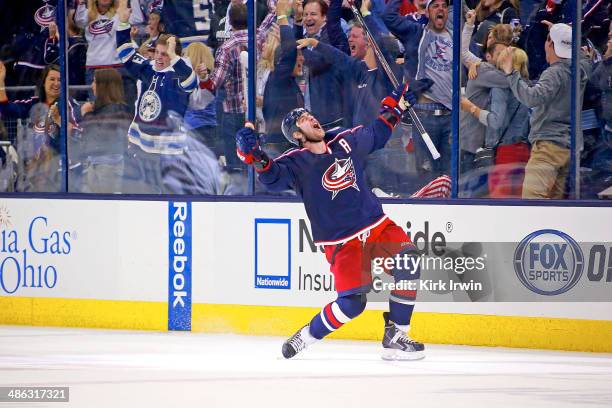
[0,198,611,352]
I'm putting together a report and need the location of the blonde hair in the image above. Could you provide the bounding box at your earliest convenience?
[184,42,214,72]
[87,0,118,24]
[512,48,529,79]
[496,47,529,79]
[258,27,280,72]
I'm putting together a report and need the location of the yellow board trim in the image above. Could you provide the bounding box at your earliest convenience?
[2,298,612,352]
[0,297,166,331]
[192,304,612,353]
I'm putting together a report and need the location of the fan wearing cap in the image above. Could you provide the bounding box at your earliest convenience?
[235,84,428,361]
[499,23,592,199]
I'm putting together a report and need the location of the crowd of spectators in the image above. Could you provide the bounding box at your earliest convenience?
[0,0,609,199]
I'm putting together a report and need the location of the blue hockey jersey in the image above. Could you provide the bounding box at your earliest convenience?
[161,0,214,39]
[9,0,57,80]
[116,26,197,155]
[259,118,394,245]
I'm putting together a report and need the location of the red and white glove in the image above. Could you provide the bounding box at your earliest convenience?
[235,123,271,172]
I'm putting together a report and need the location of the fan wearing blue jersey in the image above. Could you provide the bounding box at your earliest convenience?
[236,83,425,360]
[115,0,199,193]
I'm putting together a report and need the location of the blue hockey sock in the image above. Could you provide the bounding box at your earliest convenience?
[309,294,367,339]
[388,298,415,328]
[388,247,419,329]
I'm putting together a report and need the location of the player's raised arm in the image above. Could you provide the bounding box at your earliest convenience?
[343,82,417,159]
[236,123,296,192]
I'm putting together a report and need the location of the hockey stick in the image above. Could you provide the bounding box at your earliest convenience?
[240,49,249,122]
[348,1,440,160]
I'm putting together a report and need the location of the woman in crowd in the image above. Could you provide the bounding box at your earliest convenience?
[469,0,519,59]
[75,0,138,105]
[463,8,515,75]
[0,121,18,192]
[256,26,280,133]
[0,63,80,192]
[461,48,531,198]
[77,68,131,193]
[183,42,220,157]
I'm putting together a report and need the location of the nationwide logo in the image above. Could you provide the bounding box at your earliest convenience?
[256,276,289,288]
[254,218,291,290]
[513,229,584,296]
[321,158,359,199]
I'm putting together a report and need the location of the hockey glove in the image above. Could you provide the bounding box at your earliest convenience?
[379,83,416,128]
[236,125,271,172]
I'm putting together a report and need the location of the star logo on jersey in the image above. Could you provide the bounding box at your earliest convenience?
[34,0,56,31]
[89,19,115,36]
[139,90,162,122]
[321,158,360,199]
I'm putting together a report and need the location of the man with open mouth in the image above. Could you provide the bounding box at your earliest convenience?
[382,0,453,186]
[235,83,426,361]
[294,0,350,129]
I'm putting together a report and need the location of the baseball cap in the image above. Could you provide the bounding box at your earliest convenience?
[549,23,572,59]
[426,0,449,8]
[282,108,310,145]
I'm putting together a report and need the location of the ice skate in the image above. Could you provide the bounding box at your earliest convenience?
[282,325,317,359]
[381,312,425,361]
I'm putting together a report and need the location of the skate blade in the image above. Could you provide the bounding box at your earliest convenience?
[381,348,425,361]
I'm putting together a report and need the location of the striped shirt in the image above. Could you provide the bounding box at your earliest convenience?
[210,9,276,113]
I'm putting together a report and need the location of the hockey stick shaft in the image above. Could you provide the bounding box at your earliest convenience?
[349,3,440,160]
[239,50,249,122]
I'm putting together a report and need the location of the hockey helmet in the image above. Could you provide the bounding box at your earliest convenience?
[281,108,310,145]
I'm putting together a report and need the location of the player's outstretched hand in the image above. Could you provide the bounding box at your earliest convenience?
[381,83,409,118]
[236,123,259,160]
[236,123,271,172]
[379,82,421,128]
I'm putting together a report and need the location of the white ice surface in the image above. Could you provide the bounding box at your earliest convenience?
[1,326,611,408]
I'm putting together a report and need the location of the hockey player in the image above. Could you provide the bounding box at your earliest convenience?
[235,83,425,360]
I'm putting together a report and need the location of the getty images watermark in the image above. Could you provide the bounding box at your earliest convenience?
[370,252,487,293]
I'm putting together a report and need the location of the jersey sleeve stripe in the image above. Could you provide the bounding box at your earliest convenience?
[117,43,137,63]
[274,147,307,161]
[326,125,364,146]
[180,70,198,90]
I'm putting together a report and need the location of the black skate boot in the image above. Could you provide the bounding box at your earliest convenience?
[381,312,425,360]
[282,325,317,359]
